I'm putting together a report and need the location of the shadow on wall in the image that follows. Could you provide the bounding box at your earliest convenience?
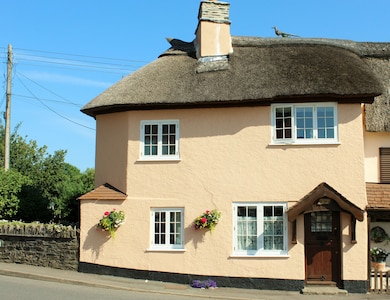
[185,223,208,250]
[82,225,111,261]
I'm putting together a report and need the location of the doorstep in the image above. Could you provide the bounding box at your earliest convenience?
[301,285,348,295]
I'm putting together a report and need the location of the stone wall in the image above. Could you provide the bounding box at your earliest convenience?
[0,224,79,270]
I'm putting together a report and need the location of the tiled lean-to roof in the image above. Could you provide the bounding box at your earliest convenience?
[366,183,390,210]
[78,183,127,201]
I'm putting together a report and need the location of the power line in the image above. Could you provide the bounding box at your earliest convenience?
[16,71,82,107]
[15,57,137,72]
[1,46,149,75]
[12,93,83,107]
[15,73,95,131]
[15,53,142,69]
[13,47,148,64]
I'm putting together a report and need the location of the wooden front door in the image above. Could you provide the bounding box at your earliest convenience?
[305,211,341,286]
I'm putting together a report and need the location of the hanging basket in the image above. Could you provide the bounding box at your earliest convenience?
[370,226,388,243]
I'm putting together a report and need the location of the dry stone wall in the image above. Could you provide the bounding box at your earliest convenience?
[0,224,78,270]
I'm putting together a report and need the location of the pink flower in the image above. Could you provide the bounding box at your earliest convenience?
[201,217,207,223]
[104,211,110,216]
[206,210,210,214]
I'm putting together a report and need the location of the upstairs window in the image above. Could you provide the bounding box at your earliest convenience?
[272,103,338,144]
[380,148,390,183]
[140,120,179,160]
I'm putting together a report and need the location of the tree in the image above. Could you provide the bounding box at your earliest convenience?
[0,169,30,218]
[0,124,94,223]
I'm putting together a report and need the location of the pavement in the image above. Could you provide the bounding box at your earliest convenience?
[0,262,389,300]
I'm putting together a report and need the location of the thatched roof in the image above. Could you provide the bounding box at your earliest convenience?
[360,44,390,132]
[81,36,384,118]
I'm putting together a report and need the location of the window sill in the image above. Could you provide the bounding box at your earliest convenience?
[269,141,340,146]
[146,248,186,252]
[230,254,290,258]
[137,157,181,163]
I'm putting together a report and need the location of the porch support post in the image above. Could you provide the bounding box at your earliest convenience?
[292,220,297,244]
[351,216,357,244]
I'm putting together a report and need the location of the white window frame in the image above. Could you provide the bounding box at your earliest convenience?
[271,103,338,145]
[232,203,288,256]
[150,208,184,250]
[140,120,180,161]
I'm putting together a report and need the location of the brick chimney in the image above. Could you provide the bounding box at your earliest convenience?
[194,0,233,61]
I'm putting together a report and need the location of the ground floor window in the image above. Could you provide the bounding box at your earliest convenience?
[233,203,288,256]
[150,208,184,250]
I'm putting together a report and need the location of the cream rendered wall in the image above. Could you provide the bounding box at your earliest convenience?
[94,112,129,191]
[80,103,368,281]
[195,21,233,57]
[364,131,390,183]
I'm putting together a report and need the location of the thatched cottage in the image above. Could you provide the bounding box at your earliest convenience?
[79,0,390,293]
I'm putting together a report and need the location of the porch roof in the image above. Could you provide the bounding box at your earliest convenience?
[366,183,390,210]
[78,183,127,201]
[287,182,364,222]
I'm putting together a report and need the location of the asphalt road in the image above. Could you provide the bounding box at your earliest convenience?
[0,275,193,300]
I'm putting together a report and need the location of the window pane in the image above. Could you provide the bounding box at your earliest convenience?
[317,107,334,139]
[144,146,150,155]
[311,211,332,232]
[276,129,283,139]
[297,129,304,139]
[317,107,325,117]
[152,146,158,155]
[162,146,168,155]
[326,107,334,116]
[296,118,304,128]
[264,206,272,217]
[296,107,313,139]
[305,129,313,138]
[264,236,273,250]
[248,207,257,218]
[274,236,284,250]
[318,118,325,128]
[264,221,273,234]
[263,205,285,251]
[169,146,175,155]
[237,206,257,250]
[170,124,176,133]
[326,117,334,127]
[274,206,283,216]
[152,125,158,134]
[145,125,151,134]
[162,124,168,134]
[275,107,291,140]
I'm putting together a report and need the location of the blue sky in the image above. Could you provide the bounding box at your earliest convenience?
[0,1,389,171]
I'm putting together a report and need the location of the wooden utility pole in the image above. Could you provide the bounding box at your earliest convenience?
[4,44,12,171]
